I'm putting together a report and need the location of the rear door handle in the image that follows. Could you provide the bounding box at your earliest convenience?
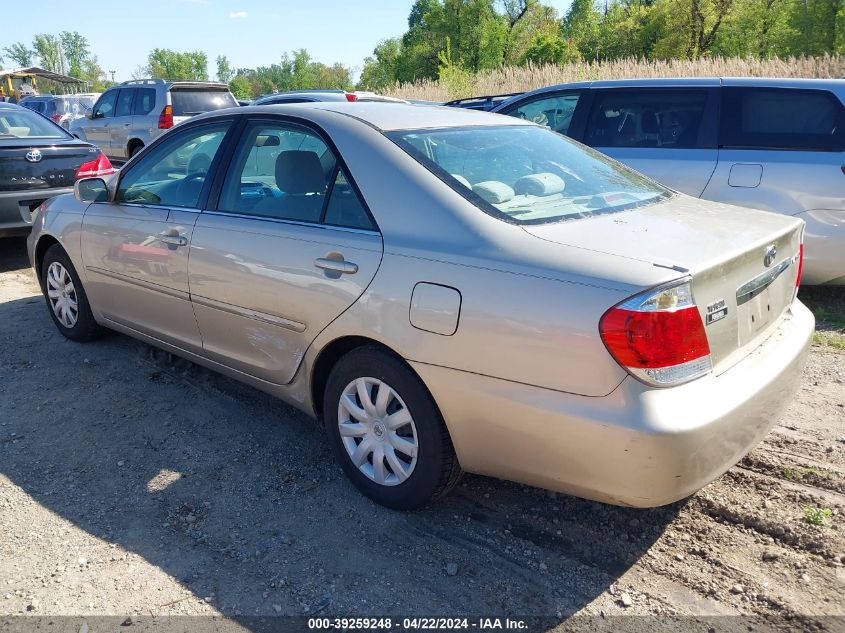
[314,258,358,274]
[160,234,188,246]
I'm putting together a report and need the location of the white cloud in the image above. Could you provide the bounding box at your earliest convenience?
[229,10,248,18]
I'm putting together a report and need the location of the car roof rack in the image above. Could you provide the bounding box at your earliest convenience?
[443,92,523,110]
[119,79,166,86]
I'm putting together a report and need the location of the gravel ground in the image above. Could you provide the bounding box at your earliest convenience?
[1,236,843,629]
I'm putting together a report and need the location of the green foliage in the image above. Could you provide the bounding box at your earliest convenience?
[524,34,582,64]
[216,55,234,83]
[437,38,475,98]
[3,42,35,67]
[144,49,208,81]
[228,75,252,100]
[32,34,64,74]
[804,506,832,525]
[59,31,90,78]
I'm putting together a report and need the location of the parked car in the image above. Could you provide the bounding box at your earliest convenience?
[0,102,114,237]
[28,102,812,509]
[70,79,237,161]
[493,78,845,286]
[253,90,405,105]
[20,93,100,130]
[445,92,523,111]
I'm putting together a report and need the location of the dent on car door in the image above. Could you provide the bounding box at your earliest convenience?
[80,120,233,350]
[188,119,383,385]
[583,88,719,196]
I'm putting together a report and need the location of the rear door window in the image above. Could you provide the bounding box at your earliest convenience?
[720,87,845,151]
[170,89,237,116]
[133,88,156,115]
[499,91,583,136]
[584,89,710,149]
[115,89,135,117]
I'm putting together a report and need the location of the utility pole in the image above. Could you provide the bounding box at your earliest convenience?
[109,70,116,83]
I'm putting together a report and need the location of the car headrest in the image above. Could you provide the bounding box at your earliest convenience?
[472,181,514,204]
[451,174,472,188]
[642,110,659,134]
[514,172,565,196]
[276,150,327,194]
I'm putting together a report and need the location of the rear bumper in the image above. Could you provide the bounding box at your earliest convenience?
[0,188,70,237]
[412,300,814,507]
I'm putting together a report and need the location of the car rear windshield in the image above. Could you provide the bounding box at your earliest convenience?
[170,89,237,116]
[389,125,669,225]
[0,107,69,139]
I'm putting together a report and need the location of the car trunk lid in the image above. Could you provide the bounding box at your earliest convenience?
[0,140,100,192]
[523,194,803,374]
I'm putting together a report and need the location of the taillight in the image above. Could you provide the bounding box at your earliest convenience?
[795,243,804,289]
[599,279,712,387]
[75,153,115,179]
[50,113,62,123]
[345,93,358,102]
[158,105,174,129]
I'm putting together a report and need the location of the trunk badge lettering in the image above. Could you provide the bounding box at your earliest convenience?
[705,298,728,325]
[763,244,777,267]
[25,149,43,163]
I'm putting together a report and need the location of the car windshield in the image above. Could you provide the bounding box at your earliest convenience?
[171,89,237,116]
[389,124,670,225]
[0,107,68,139]
[57,96,96,114]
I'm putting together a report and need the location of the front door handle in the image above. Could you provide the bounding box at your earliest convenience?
[314,258,358,274]
[159,234,188,246]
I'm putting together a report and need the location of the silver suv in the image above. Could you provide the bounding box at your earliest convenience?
[493,78,845,286]
[70,79,237,161]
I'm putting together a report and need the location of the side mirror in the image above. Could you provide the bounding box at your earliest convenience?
[74,178,109,203]
[85,108,94,119]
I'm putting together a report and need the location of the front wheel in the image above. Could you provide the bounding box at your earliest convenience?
[323,347,462,510]
[41,244,103,342]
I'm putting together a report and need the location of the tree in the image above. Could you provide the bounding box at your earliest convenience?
[359,38,403,90]
[523,33,582,63]
[563,0,603,59]
[216,55,234,83]
[229,74,252,99]
[145,49,208,80]
[3,42,35,67]
[59,31,90,78]
[32,34,65,74]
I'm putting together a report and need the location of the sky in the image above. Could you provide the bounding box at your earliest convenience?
[3,0,574,82]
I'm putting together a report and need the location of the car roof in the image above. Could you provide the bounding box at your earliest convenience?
[222,101,529,132]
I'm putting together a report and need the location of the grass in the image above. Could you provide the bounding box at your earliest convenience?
[387,54,845,101]
[798,287,845,351]
[783,466,838,481]
[804,506,833,526]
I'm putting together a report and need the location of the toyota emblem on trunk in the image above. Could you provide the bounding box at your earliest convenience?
[25,149,43,163]
[763,244,777,267]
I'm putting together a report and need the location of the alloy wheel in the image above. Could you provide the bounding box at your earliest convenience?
[46,262,79,328]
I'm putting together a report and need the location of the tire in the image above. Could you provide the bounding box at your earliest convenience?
[129,143,143,158]
[41,244,103,342]
[323,346,462,510]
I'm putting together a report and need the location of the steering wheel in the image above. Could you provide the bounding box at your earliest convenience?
[175,172,207,207]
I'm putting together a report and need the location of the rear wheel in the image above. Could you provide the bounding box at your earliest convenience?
[129,143,144,158]
[41,244,102,342]
[323,346,462,510]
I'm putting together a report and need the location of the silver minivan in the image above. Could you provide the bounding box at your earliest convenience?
[71,79,237,161]
[493,78,845,286]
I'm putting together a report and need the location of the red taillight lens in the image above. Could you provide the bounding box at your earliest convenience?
[345,93,358,102]
[75,153,116,179]
[158,104,174,129]
[795,243,804,288]
[50,113,62,123]
[600,280,712,387]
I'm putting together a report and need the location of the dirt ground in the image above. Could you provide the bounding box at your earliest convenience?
[1,235,843,630]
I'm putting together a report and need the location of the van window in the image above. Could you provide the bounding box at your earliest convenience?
[115,89,135,117]
[720,87,845,151]
[500,91,582,136]
[133,88,156,115]
[170,89,237,116]
[584,89,709,149]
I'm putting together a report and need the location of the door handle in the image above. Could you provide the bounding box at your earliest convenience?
[159,234,188,246]
[314,258,358,274]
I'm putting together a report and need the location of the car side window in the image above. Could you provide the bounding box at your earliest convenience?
[133,88,156,115]
[116,122,230,208]
[93,91,118,119]
[323,169,374,230]
[219,122,340,224]
[720,87,845,151]
[114,89,135,118]
[584,89,709,149]
[501,91,582,136]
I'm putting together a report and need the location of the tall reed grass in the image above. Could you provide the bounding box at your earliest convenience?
[387,54,845,101]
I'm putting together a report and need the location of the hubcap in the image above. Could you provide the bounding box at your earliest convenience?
[337,377,418,486]
[46,262,79,329]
